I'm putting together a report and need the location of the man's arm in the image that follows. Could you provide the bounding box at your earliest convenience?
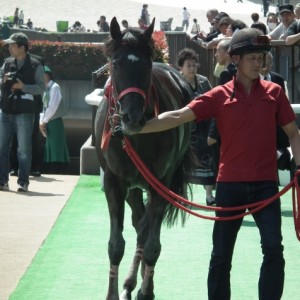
[139,106,195,134]
[267,24,282,40]
[282,121,300,165]
[12,64,45,96]
[286,32,300,45]
[285,21,300,45]
[21,64,45,95]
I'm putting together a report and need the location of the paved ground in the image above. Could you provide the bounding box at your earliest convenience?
[0,175,79,300]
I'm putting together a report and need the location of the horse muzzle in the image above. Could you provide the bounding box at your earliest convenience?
[121,117,146,135]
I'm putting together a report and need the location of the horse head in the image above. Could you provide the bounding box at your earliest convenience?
[105,17,155,134]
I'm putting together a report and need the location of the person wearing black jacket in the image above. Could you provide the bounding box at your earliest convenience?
[10,52,44,177]
[0,33,44,192]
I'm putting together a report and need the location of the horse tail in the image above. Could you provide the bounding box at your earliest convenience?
[163,143,196,227]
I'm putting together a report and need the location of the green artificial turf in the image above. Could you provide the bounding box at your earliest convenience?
[9,175,300,300]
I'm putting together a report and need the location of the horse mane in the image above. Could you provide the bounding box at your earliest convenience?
[104,27,155,59]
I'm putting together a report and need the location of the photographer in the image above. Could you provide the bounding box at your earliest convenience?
[0,33,44,192]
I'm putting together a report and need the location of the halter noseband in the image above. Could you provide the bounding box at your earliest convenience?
[116,86,149,112]
[117,87,146,102]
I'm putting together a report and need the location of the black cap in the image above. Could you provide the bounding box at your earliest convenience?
[3,32,28,45]
[228,28,271,56]
[279,4,294,14]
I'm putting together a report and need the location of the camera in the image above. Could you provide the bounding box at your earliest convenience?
[4,72,19,101]
[5,71,18,88]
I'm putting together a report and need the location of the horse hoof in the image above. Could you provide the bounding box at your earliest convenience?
[120,289,132,300]
[135,289,155,300]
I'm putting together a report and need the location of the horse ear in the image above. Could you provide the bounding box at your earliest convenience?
[143,18,155,40]
[110,17,122,40]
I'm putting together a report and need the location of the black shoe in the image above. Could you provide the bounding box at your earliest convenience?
[0,183,9,191]
[30,170,41,177]
[17,183,28,192]
[10,169,18,176]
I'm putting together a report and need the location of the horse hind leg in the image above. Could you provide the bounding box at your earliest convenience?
[135,191,168,300]
[126,188,146,234]
[136,225,157,300]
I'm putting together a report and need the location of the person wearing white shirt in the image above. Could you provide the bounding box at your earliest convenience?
[268,5,295,40]
[182,7,190,31]
[18,10,24,26]
[190,18,200,34]
[40,66,69,173]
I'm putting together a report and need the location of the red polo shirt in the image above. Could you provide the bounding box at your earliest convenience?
[188,78,296,182]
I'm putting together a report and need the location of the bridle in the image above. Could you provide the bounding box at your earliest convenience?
[102,38,159,141]
[102,74,156,138]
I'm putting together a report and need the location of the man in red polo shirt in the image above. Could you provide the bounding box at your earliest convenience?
[137,28,300,299]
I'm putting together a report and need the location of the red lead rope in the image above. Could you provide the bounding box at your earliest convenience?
[292,175,300,240]
[122,137,300,241]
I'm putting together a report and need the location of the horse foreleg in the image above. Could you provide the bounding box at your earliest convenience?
[106,234,126,300]
[123,188,147,293]
[105,171,127,300]
[122,246,144,290]
[136,193,166,300]
[119,246,144,299]
[106,265,120,300]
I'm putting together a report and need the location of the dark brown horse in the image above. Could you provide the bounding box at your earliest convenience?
[95,17,194,300]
